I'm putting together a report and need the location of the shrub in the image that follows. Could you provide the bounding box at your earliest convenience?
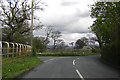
[82,46,92,50]
[92,48,101,53]
[32,48,37,56]
[82,46,92,53]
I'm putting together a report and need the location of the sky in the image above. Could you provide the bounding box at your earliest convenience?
[33,0,97,46]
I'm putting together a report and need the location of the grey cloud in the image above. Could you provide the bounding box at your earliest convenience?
[41,13,91,35]
[75,8,90,18]
[41,13,80,31]
[41,10,91,34]
[77,12,90,18]
[61,2,80,6]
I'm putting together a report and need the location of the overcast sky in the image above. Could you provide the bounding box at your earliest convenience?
[33,0,97,45]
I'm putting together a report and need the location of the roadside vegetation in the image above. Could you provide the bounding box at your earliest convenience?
[90,2,120,68]
[37,52,100,56]
[2,57,42,79]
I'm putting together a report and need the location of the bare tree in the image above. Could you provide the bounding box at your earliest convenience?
[43,26,53,46]
[51,30,62,49]
[0,0,45,43]
[87,34,97,48]
[75,39,86,49]
[56,39,65,49]
[39,37,49,46]
[81,37,88,45]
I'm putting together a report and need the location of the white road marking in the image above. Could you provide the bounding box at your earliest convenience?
[44,57,66,62]
[76,69,85,80]
[44,59,54,62]
[73,60,75,65]
[77,58,79,59]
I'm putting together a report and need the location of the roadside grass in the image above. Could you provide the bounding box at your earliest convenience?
[37,52,100,56]
[2,57,42,79]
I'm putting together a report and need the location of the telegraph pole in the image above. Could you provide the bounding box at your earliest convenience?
[31,0,33,56]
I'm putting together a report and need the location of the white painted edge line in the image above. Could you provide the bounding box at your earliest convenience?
[44,59,54,62]
[44,57,65,62]
[73,60,75,65]
[76,69,85,80]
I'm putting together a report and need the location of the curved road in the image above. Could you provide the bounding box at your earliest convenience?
[21,55,119,79]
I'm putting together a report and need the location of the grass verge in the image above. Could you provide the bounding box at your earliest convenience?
[2,57,42,79]
[37,52,100,56]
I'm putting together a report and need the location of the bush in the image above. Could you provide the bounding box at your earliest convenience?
[82,46,92,53]
[82,46,92,50]
[32,48,37,56]
[92,48,101,53]
[101,41,120,68]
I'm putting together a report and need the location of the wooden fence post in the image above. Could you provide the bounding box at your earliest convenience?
[19,44,21,57]
[5,42,9,59]
[15,43,18,57]
[3,42,9,63]
[24,45,26,57]
[26,45,27,56]
[21,44,23,57]
[26,45,28,56]
[22,44,25,57]
[11,43,14,58]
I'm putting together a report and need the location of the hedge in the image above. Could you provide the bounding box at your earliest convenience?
[101,41,120,68]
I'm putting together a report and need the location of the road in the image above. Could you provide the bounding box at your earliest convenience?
[20,55,119,79]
